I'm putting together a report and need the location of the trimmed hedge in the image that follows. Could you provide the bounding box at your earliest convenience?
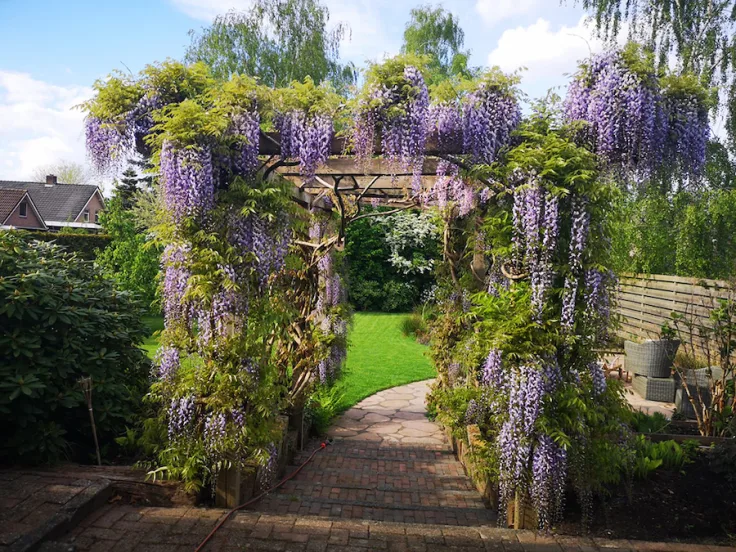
[15,231,112,260]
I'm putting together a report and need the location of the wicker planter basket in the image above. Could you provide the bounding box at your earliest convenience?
[632,374,676,402]
[624,339,680,378]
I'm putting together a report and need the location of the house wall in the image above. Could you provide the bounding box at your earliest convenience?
[5,201,45,229]
[75,192,104,223]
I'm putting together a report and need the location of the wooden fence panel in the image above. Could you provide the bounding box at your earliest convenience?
[614,273,733,354]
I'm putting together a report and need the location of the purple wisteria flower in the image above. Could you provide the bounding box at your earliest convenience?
[231,110,261,177]
[531,434,567,530]
[258,443,279,490]
[168,396,196,440]
[274,110,333,182]
[204,412,227,453]
[482,349,504,390]
[430,102,462,152]
[155,346,180,381]
[462,81,521,164]
[85,116,131,172]
[588,361,607,396]
[564,49,709,181]
[161,243,191,326]
[160,140,215,224]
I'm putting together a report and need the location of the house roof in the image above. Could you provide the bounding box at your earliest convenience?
[0,180,102,223]
[0,188,28,222]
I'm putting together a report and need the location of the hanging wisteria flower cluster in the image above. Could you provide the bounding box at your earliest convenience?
[511,177,560,319]
[231,109,261,177]
[274,110,333,182]
[564,47,710,182]
[426,159,475,216]
[160,140,215,224]
[354,64,430,196]
[461,79,522,165]
[561,198,590,331]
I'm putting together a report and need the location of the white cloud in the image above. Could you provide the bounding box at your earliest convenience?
[475,0,540,27]
[487,16,619,94]
[168,0,253,21]
[0,70,93,181]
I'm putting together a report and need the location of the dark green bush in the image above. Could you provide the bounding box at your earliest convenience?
[0,234,150,464]
[344,210,439,312]
[16,231,112,260]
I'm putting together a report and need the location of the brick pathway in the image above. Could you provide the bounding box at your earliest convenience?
[254,379,493,526]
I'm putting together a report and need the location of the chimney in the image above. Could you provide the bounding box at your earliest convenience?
[45,174,57,187]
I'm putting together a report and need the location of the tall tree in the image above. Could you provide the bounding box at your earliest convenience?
[185,0,356,90]
[114,168,141,210]
[31,160,91,184]
[400,5,473,83]
[567,0,736,148]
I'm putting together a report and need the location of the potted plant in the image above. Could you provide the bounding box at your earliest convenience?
[625,322,681,379]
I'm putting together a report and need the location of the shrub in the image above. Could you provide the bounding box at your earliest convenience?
[401,313,425,337]
[15,231,112,260]
[96,195,161,312]
[344,209,439,312]
[0,234,150,464]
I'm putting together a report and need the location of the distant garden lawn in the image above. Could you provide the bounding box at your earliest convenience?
[141,312,435,412]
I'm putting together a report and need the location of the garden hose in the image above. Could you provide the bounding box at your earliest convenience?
[194,440,331,552]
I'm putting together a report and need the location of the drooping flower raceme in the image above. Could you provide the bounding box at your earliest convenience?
[85,116,131,172]
[161,243,191,326]
[168,396,196,440]
[564,49,709,182]
[482,349,504,390]
[160,140,215,224]
[462,80,521,165]
[562,197,590,331]
[531,434,568,530]
[156,346,180,381]
[231,110,261,177]
[274,110,333,182]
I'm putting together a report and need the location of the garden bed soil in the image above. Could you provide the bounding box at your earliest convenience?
[558,455,736,545]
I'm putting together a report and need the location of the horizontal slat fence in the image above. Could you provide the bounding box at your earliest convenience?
[615,273,734,355]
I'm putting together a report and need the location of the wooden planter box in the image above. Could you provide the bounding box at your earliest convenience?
[215,414,296,507]
[444,423,538,529]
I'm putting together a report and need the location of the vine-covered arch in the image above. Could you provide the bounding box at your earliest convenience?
[83,49,710,525]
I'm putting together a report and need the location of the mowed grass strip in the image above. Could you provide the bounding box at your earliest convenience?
[336,312,435,412]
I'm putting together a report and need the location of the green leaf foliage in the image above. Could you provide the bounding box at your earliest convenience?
[0,233,150,464]
[185,0,356,92]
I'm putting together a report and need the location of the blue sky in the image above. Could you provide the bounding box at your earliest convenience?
[0,0,609,184]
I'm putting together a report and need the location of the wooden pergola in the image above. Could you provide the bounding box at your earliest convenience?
[257,132,465,214]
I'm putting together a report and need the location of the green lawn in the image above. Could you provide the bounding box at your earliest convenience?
[138,312,436,411]
[142,315,164,359]
[336,312,435,411]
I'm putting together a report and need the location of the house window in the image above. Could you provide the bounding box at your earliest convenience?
[19,201,27,218]
[94,211,100,223]
[83,210,90,222]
